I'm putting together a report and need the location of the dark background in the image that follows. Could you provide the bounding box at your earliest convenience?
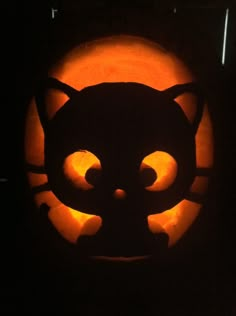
[2,1,236,314]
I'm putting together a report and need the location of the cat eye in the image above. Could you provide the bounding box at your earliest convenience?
[63,150,101,190]
[140,151,178,191]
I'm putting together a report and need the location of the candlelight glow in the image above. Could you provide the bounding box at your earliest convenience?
[142,151,178,191]
[25,35,214,248]
[64,150,101,190]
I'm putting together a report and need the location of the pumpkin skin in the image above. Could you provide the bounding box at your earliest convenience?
[25,35,214,260]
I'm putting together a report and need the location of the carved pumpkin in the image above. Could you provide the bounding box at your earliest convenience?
[25,35,214,261]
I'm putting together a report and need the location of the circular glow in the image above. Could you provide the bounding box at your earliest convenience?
[49,35,195,94]
[25,35,214,248]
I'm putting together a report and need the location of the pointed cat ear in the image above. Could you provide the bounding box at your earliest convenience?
[35,77,79,130]
[163,82,205,134]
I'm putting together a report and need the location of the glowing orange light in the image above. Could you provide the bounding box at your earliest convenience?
[142,151,178,191]
[113,189,127,199]
[25,35,214,248]
[64,150,101,190]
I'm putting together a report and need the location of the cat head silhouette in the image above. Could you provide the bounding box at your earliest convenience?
[34,78,205,256]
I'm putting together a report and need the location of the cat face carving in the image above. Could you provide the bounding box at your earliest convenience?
[24,35,215,260]
[26,78,207,257]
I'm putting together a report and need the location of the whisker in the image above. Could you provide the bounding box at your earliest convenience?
[25,163,46,174]
[31,182,50,194]
[195,167,212,177]
[185,192,205,204]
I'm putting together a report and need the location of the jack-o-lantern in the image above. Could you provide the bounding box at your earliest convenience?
[25,35,214,261]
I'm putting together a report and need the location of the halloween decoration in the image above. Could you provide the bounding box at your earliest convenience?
[25,35,214,260]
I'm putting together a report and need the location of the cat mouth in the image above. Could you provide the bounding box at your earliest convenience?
[90,255,150,262]
[76,230,169,260]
